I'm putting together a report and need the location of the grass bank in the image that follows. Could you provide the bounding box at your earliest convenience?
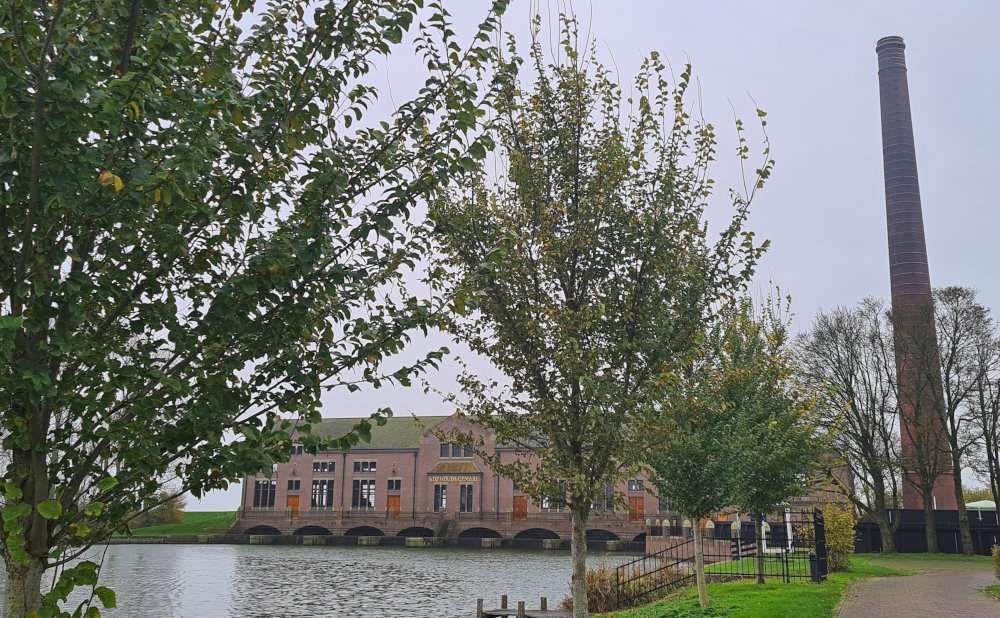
[124,511,236,537]
[601,556,907,618]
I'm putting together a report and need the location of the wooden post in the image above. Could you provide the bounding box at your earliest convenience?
[516,600,525,618]
[476,598,483,618]
[501,594,508,609]
[540,596,547,610]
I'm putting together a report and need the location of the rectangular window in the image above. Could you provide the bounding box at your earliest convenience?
[542,481,566,512]
[291,444,304,456]
[451,443,462,458]
[287,479,300,491]
[387,479,402,492]
[658,494,669,513]
[352,460,376,473]
[463,446,473,457]
[311,479,334,508]
[253,479,276,508]
[459,484,474,513]
[594,484,614,511]
[440,442,450,457]
[433,484,448,512]
[351,479,376,509]
[628,479,644,492]
[512,480,520,493]
[313,461,334,473]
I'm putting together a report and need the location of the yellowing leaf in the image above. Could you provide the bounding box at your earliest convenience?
[99,170,114,186]
[153,189,161,203]
[233,108,244,124]
[113,175,124,192]
[128,101,141,120]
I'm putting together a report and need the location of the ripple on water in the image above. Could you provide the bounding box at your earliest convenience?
[0,544,639,617]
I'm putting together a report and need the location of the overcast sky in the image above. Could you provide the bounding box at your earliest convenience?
[191,1,999,510]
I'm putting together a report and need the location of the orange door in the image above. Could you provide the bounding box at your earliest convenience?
[286,494,300,518]
[629,496,644,521]
[513,496,528,520]
[387,495,401,518]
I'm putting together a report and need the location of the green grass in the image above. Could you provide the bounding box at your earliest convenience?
[602,557,908,618]
[124,511,236,537]
[985,584,1000,601]
[865,552,991,563]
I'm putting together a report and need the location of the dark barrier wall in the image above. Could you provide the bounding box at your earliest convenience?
[855,509,1000,554]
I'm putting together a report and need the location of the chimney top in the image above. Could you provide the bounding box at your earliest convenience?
[876,36,907,71]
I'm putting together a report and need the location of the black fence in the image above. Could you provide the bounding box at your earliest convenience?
[855,508,1000,555]
[615,509,828,609]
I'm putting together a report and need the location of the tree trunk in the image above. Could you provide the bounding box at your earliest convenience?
[951,463,974,556]
[691,518,709,607]
[4,556,45,618]
[570,506,589,618]
[754,517,765,584]
[922,492,938,553]
[874,513,896,554]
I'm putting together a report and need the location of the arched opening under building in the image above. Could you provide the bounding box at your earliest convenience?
[244,525,281,536]
[344,526,384,537]
[632,533,647,543]
[396,527,435,538]
[294,525,332,536]
[586,529,620,542]
[513,528,560,540]
[458,527,503,539]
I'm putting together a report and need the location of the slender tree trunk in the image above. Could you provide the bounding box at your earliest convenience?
[570,506,589,618]
[754,517,765,584]
[922,492,938,553]
[4,556,45,618]
[950,461,974,555]
[874,513,897,553]
[691,518,709,607]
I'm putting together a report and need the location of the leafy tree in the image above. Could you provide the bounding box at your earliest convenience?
[822,503,856,572]
[650,297,815,607]
[131,491,185,528]
[797,299,902,552]
[0,0,507,615]
[430,16,771,616]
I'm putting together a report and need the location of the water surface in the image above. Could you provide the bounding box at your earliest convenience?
[1,544,637,617]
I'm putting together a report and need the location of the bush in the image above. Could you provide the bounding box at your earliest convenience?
[992,545,1000,580]
[823,503,856,572]
[560,564,619,613]
[131,491,186,528]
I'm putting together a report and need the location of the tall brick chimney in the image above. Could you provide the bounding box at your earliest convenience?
[875,35,955,510]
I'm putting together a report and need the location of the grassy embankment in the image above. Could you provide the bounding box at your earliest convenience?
[601,555,911,618]
[124,511,237,537]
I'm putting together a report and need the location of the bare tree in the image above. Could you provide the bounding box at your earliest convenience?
[797,299,902,552]
[970,326,1000,507]
[920,287,997,555]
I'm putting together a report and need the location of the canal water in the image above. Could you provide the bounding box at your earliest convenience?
[0,544,638,617]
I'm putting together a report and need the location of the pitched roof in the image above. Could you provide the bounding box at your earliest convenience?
[309,415,449,450]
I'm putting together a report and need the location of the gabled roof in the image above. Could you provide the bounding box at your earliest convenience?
[310,415,449,450]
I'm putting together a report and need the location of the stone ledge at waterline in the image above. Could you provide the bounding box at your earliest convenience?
[106,534,644,551]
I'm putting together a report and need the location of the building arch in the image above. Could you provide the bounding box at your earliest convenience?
[513,528,560,540]
[294,525,332,536]
[245,525,281,536]
[586,529,620,542]
[632,533,647,543]
[344,525,384,537]
[397,527,435,538]
[458,527,503,539]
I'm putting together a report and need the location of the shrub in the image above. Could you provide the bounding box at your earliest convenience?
[823,503,856,572]
[560,564,619,613]
[992,545,1000,580]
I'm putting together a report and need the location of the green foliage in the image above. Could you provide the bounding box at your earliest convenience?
[0,0,509,613]
[431,10,771,529]
[822,504,856,572]
[993,545,1000,580]
[129,491,186,528]
[965,486,994,504]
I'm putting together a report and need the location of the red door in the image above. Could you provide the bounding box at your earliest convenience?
[629,496,644,522]
[513,496,528,520]
[387,495,401,518]
[286,495,300,519]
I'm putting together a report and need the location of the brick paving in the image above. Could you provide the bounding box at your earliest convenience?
[838,557,999,618]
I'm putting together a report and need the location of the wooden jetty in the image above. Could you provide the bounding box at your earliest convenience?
[477,595,571,618]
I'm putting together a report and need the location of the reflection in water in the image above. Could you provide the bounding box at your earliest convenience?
[0,544,636,617]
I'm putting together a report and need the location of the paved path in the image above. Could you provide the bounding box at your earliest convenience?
[838,557,998,618]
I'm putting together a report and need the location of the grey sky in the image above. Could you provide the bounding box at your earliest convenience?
[191,1,999,510]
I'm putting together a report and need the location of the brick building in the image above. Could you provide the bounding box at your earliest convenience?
[234,413,664,541]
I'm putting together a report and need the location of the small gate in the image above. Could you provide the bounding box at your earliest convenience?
[614,508,828,610]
